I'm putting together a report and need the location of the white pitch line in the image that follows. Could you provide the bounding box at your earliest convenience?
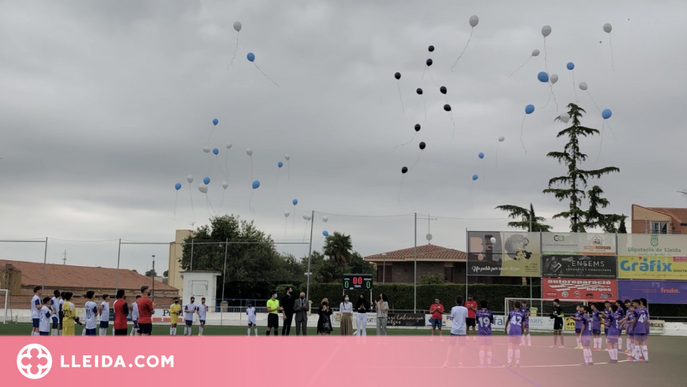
[328,360,630,370]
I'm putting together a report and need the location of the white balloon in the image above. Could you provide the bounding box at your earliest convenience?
[284,211,290,218]
[233,22,242,32]
[532,49,540,57]
[490,237,496,244]
[284,154,290,161]
[541,25,551,37]
[203,147,210,153]
[469,15,479,27]
[498,136,505,142]
[222,182,228,189]
[187,175,194,183]
[603,23,612,33]
[198,185,208,194]
[560,114,570,124]
[226,143,232,149]
[579,82,588,91]
[550,73,559,84]
[303,215,311,221]
[246,148,253,156]
[322,215,328,223]
[426,233,433,241]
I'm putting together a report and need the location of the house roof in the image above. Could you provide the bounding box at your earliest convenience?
[0,260,178,291]
[364,244,466,263]
[633,204,687,225]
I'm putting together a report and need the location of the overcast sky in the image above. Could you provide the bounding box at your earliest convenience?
[1,0,686,275]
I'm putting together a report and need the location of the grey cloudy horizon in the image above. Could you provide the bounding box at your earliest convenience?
[1,0,686,275]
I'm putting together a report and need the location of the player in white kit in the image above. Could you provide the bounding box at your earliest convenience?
[184,297,198,336]
[99,294,110,336]
[130,295,141,335]
[30,286,42,336]
[198,297,208,336]
[247,303,258,336]
[50,290,62,336]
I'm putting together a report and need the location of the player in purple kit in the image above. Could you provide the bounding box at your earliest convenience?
[579,306,594,365]
[590,303,602,350]
[573,304,584,349]
[603,301,612,347]
[520,301,531,346]
[615,300,626,351]
[623,299,633,354]
[601,304,620,363]
[632,298,649,362]
[621,303,637,360]
[504,301,525,367]
[476,300,494,368]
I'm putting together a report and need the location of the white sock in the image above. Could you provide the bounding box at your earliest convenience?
[170,327,174,335]
[479,350,485,365]
[248,328,251,336]
[521,335,525,344]
[515,350,521,364]
[507,349,513,364]
[583,348,588,363]
[58,329,62,336]
[612,349,618,360]
[486,351,492,365]
[31,331,35,336]
[641,345,648,361]
[633,346,641,360]
[618,340,622,351]
[184,327,188,335]
[527,334,531,345]
[576,338,581,346]
[254,328,259,336]
[51,329,57,336]
[626,338,631,351]
[199,326,204,335]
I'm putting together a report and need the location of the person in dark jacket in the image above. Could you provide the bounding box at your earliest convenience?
[355,293,370,336]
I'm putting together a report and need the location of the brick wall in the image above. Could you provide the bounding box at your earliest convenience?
[392,262,444,283]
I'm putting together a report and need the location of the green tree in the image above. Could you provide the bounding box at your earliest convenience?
[323,232,353,268]
[584,185,626,232]
[420,274,444,284]
[618,216,628,233]
[346,252,375,275]
[162,270,168,278]
[494,203,552,231]
[308,252,343,283]
[543,104,620,232]
[145,269,157,277]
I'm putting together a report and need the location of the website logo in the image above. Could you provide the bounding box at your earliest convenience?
[554,235,565,242]
[651,234,659,247]
[17,344,52,380]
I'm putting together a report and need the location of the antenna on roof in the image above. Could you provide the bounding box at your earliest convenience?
[190,222,196,232]
[678,190,687,206]
[62,250,67,265]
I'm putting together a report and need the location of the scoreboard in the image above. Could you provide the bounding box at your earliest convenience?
[342,273,373,290]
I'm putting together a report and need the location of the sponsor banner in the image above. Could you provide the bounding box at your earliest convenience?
[468,231,541,277]
[618,256,687,280]
[387,313,425,327]
[650,320,665,334]
[618,233,687,257]
[542,278,617,302]
[542,255,618,278]
[618,280,687,304]
[542,233,616,256]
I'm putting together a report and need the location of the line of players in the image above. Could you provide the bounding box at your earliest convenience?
[29,286,210,336]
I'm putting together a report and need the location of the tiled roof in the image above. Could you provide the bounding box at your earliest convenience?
[364,244,466,262]
[0,260,178,291]
[635,205,687,225]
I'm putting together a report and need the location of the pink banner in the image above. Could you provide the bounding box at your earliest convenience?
[3,336,655,386]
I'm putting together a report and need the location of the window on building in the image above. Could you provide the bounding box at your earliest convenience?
[651,221,668,234]
[444,266,453,283]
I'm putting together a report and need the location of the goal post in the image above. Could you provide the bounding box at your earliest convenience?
[0,289,8,324]
[504,297,589,333]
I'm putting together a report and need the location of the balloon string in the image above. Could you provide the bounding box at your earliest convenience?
[572,71,578,103]
[449,112,456,140]
[587,90,602,113]
[609,34,615,71]
[303,220,309,241]
[173,191,178,220]
[205,127,216,147]
[285,217,288,236]
[250,156,253,182]
[596,121,605,164]
[188,185,195,217]
[551,84,559,114]
[519,116,527,154]
[394,133,417,149]
[451,28,473,72]
[274,169,280,194]
[249,191,255,213]
[398,176,404,203]
[218,190,226,214]
[229,32,239,68]
[409,152,422,172]
[543,37,548,74]
[540,88,553,110]
[253,63,279,87]
[510,56,531,77]
[396,82,405,113]
[293,208,296,229]
[206,194,218,217]
[421,54,428,80]
[287,162,290,188]
[427,67,439,87]
[422,96,427,121]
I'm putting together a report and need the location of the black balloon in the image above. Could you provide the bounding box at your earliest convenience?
[444,104,451,112]
[440,86,447,94]
[414,123,421,132]
[416,88,423,95]
[394,72,401,80]
[402,166,408,174]
[428,45,435,52]
[426,58,433,66]
[419,142,426,150]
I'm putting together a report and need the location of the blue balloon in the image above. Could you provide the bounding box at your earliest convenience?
[537,71,549,83]
[203,177,210,185]
[602,109,612,119]
[212,118,218,126]
[292,199,298,206]
[478,152,484,159]
[472,174,478,181]
[252,180,260,189]
[323,230,329,237]
[566,62,575,70]
[212,148,219,155]
[278,161,283,168]
[525,104,535,114]
[175,183,182,190]
[247,52,255,62]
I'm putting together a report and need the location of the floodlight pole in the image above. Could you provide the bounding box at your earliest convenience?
[306,210,315,302]
[221,238,228,326]
[151,255,155,302]
[115,239,121,296]
[189,239,194,272]
[41,237,48,292]
[413,212,417,314]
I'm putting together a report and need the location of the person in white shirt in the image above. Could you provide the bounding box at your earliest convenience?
[246,303,258,336]
[39,297,54,336]
[198,297,209,336]
[84,291,98,336]
[443,296,469,368]
[50,290,61,336]
[30,286,42,336]
[130,295,141,336]
[58,294,65,336]
[99,294,110,336]
[184,297,198,336]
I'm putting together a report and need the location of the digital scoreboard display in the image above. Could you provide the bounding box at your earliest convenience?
[342,274,373,290]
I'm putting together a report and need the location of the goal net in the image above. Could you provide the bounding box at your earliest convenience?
[504,297,589,333]
[0,289,8,324]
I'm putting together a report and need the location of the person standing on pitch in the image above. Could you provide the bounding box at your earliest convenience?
[61,292,81,336]
[317,299,333,335]
[30,286,42,336]
[169,297,181,336]
[113,290,129,336]
[136,286,156,336]
[266,290,280,335]
[374,293,388,336]
[198,297,208,336]
[246,303,258,336]
[430,298,445,339]
[184,296,198,336]
[339,294,353,336]
[443,296,468,368]
[130,295,141,336]
[464,295,478,341]
[280,286,294,336]
[355,293,369,336]
[50,290,62,336]
[83,291,98,336]
[520,300,531,346]
[294,291,309,335]
[550,298,564,348]
[98,294,110,336]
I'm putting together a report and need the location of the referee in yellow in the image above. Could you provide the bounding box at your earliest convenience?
[266,290,280,336]
[169,297,181,336]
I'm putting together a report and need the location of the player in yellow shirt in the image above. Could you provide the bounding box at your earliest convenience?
[265,291,281,336]
[169,297,181,336]
[61,292,82,336]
